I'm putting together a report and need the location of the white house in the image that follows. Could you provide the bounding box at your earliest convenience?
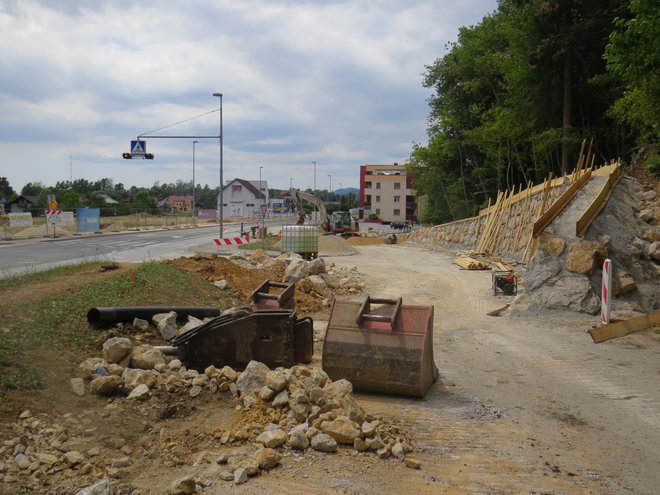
[222,178,268,218]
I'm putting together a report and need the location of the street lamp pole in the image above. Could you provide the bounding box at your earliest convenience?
[328,174,332,193]
[312,161,316,192]
[192,140,198,226]
[213,92,223,239]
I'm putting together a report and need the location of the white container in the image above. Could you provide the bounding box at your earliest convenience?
[281,225,319,256]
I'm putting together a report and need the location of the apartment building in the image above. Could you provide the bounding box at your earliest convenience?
[359,164,416,222]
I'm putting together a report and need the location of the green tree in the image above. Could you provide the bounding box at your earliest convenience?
[21,182,45,197]
[0,177,15,199]
[605,0,660,141]
[60,191,82,209]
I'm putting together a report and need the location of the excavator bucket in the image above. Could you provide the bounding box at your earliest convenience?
[322,297,438,398]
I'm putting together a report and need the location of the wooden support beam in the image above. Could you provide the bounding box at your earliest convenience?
[576,162,622,237]
[589,311,660,343]
[532,168,592,238]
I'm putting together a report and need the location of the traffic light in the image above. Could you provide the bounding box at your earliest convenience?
[122,153,132,159]
[144,153,154,160]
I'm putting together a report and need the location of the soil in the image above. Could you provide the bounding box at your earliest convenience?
[1,243,659,494]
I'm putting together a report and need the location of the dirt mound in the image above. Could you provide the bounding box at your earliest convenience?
[102,221,127,232]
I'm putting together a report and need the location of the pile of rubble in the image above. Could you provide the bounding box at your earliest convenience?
[167,250,366,316]
[1,331,419,494]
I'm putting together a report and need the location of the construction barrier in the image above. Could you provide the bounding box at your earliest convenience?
[213,236,250,246]
[601,258,612,324]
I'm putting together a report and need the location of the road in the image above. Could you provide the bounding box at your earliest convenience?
[0,224,244,278]
[324,244,660,495]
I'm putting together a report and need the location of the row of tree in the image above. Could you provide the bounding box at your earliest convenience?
[409,0,658,224]
[0,176,356,215]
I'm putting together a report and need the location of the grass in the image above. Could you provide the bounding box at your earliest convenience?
[238,235,281,251]
[0,261,228,393]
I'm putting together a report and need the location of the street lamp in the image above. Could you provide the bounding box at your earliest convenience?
[328,174,332,193]
[212,92,223,239]
[192,140,198,226]
[312,161,316,192]
[289,178,293,188]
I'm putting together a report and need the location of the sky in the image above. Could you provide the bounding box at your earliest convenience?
[0,0,497,194]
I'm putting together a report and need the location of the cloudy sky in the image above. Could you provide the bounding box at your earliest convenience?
[0,0,496,194]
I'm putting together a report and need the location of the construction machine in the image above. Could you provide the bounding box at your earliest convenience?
[288,188,359,236]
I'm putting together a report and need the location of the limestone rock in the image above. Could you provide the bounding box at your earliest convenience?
[63,451,84,467]
[178,316,203,335]
[272,389,289,407]
[227,456,259,476]
[133,318,149,331]
[288,430,310,450]
[76,357,106,379]
[639,208,654,223]
[285,258,308,282]
[320,273,341,289]
[127,384,150,400]
[75,479,112,495]
[649,241,660,261]
[307,275,328,293]
[320,416,361,444]
[131,347,166,370]
[254,448,281,470]
[256,428,287,448]
[310,433,338,453]
[234,468,248,485]
[256,386,275,401]
[213,280,228,289]
[102,337,133,364]
[567,241,607,275]
[122,369,160,390]
[89,375,122,396]
[220,366,238,381]
[170,475,196,495]
[531,275,600,314]
[354,438,368,451]
[405,457,422,469]
[153,311,178,341]
[70,378,85,396]
[266,370,287,392]
[307,258,326,275]
[236,361,270,396]
[539,232,565,256]
[614,269,637,296]
[627,237,647,257]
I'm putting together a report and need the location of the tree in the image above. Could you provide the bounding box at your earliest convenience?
[21,182,45,197]
[0,177,15,199]
[60,191,82,209]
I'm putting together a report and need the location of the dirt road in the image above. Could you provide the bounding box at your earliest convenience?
[312,243,659,495]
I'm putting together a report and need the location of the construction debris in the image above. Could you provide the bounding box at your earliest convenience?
[588,311,660,343]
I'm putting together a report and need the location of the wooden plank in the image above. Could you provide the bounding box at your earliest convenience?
[532,168,592,238]
[589,311,660,343]
[576,162,622,237]
[454,257,491,270]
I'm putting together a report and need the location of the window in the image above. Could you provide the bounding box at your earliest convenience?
[393,209,400,216]
[376,196,380,203]
[366,195,371,203]
[376,183,381,189]
[375,208,380,215]
[393,196,400,203]
[394,182,401,190]
[232,185,242,192]
[365,181,372,189]
[246,203,254,207]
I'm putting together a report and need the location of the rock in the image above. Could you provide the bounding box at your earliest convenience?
[154,311,178,341]
[320,416,361,444]
[122,368,160,390]
[531,275,600,314]
[392,442,405,461]
[131,347,166,370]
[307,275,328,293]
[111,457,132,468]
[627,237,647,257]
[311,433,338,452]
[127,384,150,400]
[288,430,310,450]
[256,428,287,448]
[288,392,311,422]
[639,208,655,223]
[178,316,204,335]
[35,452,59,466]
[325,379,353,397]
[614,269,637,296]
[284,258,308,282]
[236,361,270,396]
[566,241,607,275]
[256,386,275,401]
[307,258,326,275]
[361,421,378,437]
[102,337,133,364]
[254,448,281,470]
[70,378,85,396]
[405,457,422,469]
[168,359,183,371]
[89,375,122,396]
[14,453,30,470]
[649,241,660,261]
[220,366,238,381]
[272,389,289,407]
[216,453,231,465]
[311,368,330,388]
[213,280,228,289]
[384,234,397,245]
[227,456,259,475]
[63,451,84,467]
[249,249,271,264]
[353,438,368,452]
[219,470,234,481]
[339,394,366,424]
[170,475,196,495]
[320,273,341,289]
[75,478,112,495]
[190,385,203,398]
[377,447,390,459]
[234,468,248,485]
[367,436,385,451]
[133,318,149,331]
[266,370,287,392]
[539,232,565,256]
[77,357,107,378]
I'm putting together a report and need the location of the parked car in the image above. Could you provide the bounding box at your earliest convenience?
[390,221,410,231]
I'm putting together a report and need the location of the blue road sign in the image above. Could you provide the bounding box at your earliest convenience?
[130,140,146,156]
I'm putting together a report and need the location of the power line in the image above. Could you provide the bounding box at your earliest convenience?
[139,108,219,137]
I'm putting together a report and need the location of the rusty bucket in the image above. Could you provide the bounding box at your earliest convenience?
[322,297,438,398]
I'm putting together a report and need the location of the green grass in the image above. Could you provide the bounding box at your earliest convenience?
[0,261,226,393]
[238,236,281,251]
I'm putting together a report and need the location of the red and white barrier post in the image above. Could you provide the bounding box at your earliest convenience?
[601,258,612,324]
[213,236,250,247]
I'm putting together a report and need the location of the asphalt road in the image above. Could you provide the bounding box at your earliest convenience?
[0,224,243,278]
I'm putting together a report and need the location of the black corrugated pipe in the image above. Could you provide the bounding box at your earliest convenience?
[87,307,220,326]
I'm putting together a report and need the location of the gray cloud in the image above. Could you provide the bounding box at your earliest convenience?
[0,0,497,192]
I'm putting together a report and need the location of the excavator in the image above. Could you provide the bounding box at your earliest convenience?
[288,188,360,237]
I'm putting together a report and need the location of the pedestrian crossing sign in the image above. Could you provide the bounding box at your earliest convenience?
[131,140,146,156]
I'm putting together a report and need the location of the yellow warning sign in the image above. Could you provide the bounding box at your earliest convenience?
[50,200,58,210]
